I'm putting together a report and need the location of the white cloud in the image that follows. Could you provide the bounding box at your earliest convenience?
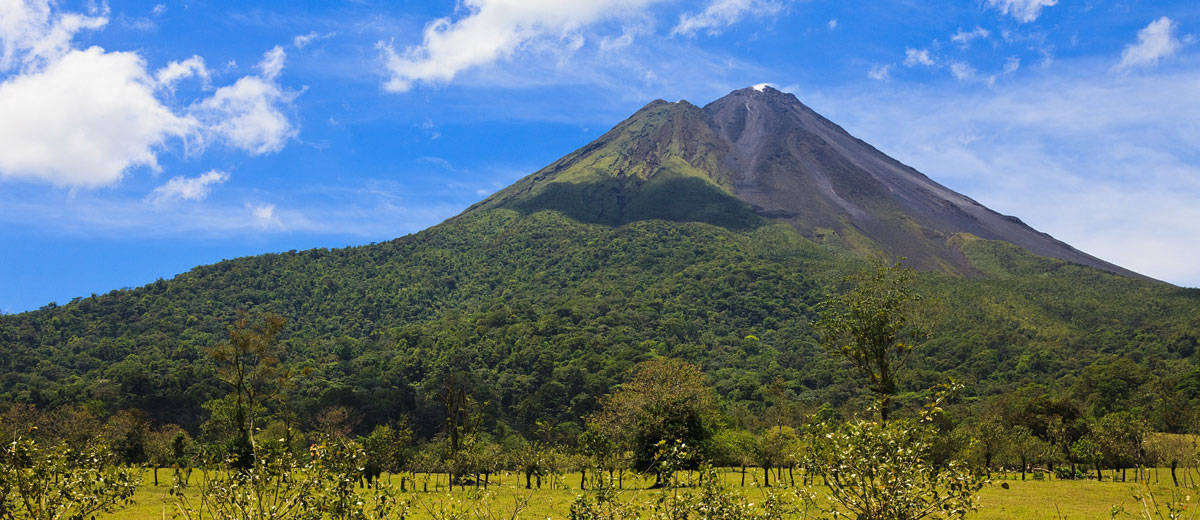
[191,49,297,155]
[1003,57,1020,74]
[867,63,891,81]
[379,0,667,93]
[0,0,107,71]
[148,170,229,204]
[949,61,976,80]
[827,18,836,30]
[155,55,209,89]
[672,0,786,37]
[152,4,167,16]
[249,202,279,228]
[903,48,934,67]
[0,48,196,187]
[951,26,990,47]
[985,0,1057,23]
[1117,17,1182,71]
[0,2,299,188]
[292,31,333,50]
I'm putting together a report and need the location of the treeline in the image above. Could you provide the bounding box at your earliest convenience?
[3,261,1200,519]
[0,209,1197,440]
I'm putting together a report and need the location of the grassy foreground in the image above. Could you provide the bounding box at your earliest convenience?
[103,468,1192,520]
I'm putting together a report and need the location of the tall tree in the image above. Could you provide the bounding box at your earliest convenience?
[815,263,929,421]
[594,358,717,484]
[208,311,286,454]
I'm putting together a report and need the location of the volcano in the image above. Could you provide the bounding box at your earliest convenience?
[3,85,1190,434]
[470,85,1144,280]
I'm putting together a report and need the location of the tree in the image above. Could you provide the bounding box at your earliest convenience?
[1071,437,1103,481]
[1007,425,1050,480]
[1146,434,1197,487]
[594,358,717,485]
[359,422,412,489]
[208,311,287,456]
[755,426,800,487]
[806,386,984,520]
[0,436,139,520]
[174,437,404,520]
[1094,412,1150,482]
[102,408,152,465]
[964,416,1007,479]
[709,429,757,486]
[145,424,190,486]
[815,263,929,422]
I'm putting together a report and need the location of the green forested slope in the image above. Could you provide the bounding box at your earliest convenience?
[0,209,1196,437]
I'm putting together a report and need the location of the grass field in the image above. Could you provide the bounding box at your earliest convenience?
[101,468,1199,520]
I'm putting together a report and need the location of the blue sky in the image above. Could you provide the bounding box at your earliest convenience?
[1,0,1198,313]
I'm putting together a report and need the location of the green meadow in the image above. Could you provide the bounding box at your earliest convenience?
[103,468,1197,520]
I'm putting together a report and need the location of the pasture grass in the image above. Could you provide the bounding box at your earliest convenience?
[102,468,1197,520]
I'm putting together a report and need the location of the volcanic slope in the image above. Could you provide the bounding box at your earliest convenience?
[0,88,1195,436]
[470,85,1143,279]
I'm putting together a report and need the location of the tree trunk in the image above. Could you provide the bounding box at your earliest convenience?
[581,468,586,490]
[789,466,794,486]
[1171,462,1179,486]
[763,466,770,487]
[740,465,746,487]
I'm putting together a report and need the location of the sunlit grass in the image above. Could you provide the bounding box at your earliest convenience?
[101,467,1198,520]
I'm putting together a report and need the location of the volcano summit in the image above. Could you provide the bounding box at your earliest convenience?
[471,85,1143,280]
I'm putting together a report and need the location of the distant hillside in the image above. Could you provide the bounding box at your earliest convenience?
[1,210,1195,436]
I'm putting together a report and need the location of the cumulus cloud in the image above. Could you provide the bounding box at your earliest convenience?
[0,0,107,71]
[827,18,837,30]
[903,48,934,67]
[1117,17,1182,71]
[0,2,299,188]
[0,48,196,187]
[986,0,1057,23]
[155,55,209,89]
[672,0,786,37]
[191,47,298,155]
[951,26,990,47]
[379,0,667,93]
[148,170,229,204]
